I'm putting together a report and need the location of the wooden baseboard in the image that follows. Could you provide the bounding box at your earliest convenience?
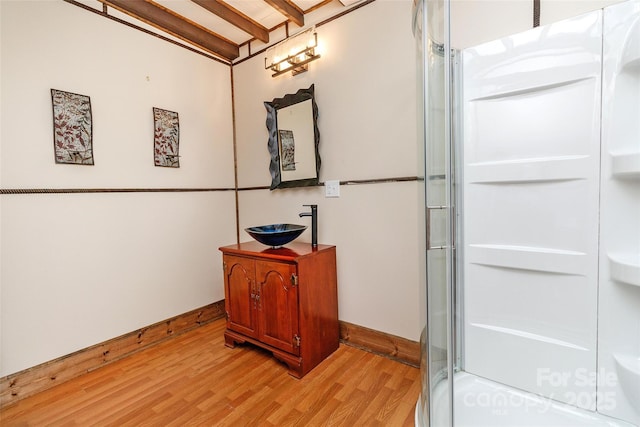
[0,301,225,408]
[339,321,420,367]
[1,302,420,408]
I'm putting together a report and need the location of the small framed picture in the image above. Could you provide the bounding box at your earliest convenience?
[153,107,180,168]
[51,89,94,165]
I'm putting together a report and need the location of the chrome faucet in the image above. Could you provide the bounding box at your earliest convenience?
[299,204,317,248]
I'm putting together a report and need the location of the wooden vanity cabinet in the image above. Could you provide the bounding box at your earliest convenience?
[219,241,338,378]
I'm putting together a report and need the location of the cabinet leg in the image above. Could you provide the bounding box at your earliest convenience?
[272,353,304,379]
[224,331,244,348]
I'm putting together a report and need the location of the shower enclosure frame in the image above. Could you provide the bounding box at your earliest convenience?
[415,1,640,426]
[413,0,459,425]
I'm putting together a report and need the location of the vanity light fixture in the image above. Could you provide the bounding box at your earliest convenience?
[265,27,320,78]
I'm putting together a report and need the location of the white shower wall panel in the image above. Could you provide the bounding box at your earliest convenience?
[463,11,603,409]
[598,0,640,424]
[465,178,599,253]
[466,80,601,165]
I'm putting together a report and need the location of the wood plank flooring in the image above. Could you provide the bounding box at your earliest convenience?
[0,318,420,426]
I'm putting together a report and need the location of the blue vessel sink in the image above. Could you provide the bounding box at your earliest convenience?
[245,224,307,248]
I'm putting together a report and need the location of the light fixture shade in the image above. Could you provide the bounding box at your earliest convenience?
[265,27,321,77]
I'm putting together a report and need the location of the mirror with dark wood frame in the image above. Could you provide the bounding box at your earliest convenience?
[264,85,320,190]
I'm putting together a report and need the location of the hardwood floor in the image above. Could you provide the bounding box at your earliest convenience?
[1,318,420,426]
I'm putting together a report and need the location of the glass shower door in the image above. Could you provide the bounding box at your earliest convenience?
[414,0,455,425]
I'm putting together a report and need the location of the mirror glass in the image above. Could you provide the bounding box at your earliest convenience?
[265,85,320,190]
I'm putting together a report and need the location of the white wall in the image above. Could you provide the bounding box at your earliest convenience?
[233,0,422,341]
[0,1,236,376]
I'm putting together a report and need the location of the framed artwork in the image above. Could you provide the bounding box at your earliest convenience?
[51,89,94,165]
[153,107,180,168]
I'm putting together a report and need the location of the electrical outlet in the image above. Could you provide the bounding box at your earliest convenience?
[325,180,340,198]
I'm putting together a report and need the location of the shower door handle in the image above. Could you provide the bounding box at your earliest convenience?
[426,205,447,250]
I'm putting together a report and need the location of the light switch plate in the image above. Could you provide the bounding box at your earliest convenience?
[325,180,340,198]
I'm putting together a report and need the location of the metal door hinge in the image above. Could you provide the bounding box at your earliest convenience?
[291,274,298,287]
[223,261,227,270]
[293,334,301,347]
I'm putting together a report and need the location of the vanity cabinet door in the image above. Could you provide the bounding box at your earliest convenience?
[223,255,257,339]
[255,260,300,355]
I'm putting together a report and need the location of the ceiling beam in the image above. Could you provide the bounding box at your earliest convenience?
[99,0,239,60]
[264,0,304,27]
[191,0,269,43]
